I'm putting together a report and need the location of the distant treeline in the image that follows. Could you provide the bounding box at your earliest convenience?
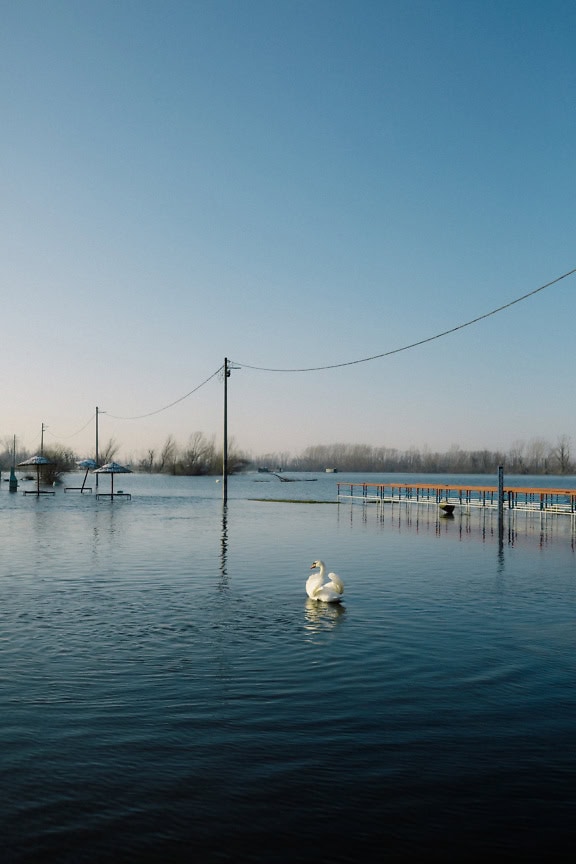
[257,436,574,475]
[1,433,573,479]
[0,433,250,481]
[132,433,250,475]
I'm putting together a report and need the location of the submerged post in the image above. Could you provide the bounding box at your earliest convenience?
[498,465,504,544]
[9,434,18,492]
[95,406,100,489]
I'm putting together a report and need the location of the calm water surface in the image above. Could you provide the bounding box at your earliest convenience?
[1,473,575,861]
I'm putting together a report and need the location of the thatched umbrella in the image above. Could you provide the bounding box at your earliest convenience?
[76,458,98,492]
[18,455,54,495]
[94,461,132,496]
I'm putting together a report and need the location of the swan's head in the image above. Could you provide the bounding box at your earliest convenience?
[310,560,324,570]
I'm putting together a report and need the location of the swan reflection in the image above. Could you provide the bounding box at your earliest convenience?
[304,597,346,632]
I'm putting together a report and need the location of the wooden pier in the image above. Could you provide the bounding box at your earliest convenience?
[337,481,576,515]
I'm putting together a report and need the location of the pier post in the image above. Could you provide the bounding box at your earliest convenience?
[498,466,504,544]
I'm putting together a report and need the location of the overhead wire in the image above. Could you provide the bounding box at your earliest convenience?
[44,412,96,440]
[33,267,576,439]
[105,365,224,420]
[231,267,576,373]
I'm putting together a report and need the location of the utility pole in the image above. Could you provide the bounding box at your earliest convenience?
[223,358,230,503]
[95,407,100,467]
[222,359,239,504]
[40,422,46,455]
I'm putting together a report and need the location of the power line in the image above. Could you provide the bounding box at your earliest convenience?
[44,412,96,440]
[106,366,224,420]
[232,267,576,373]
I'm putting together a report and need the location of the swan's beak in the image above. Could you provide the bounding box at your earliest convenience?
[310,563,316,569]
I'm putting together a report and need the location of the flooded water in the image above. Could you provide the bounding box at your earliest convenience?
[1,472,575,861]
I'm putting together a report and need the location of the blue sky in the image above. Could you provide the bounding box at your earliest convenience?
[1,0,575,462]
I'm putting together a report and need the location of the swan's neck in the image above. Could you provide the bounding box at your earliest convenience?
[316,561,326,578]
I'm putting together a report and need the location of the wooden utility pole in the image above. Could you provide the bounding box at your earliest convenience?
[223,358,230,503]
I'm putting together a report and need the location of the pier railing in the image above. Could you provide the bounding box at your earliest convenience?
[336,481,576,515]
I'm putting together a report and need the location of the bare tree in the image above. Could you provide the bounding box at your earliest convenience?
[551,435,572,474]
[157,435,177,473]
[507,440,526,474]
[139,449,156,472]
[525,438,550,473]
[177,432,216,475]
[99,438,120,465]
[42,446,77,484]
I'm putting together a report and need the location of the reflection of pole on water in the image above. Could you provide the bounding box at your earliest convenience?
[498,465,504,551]
[220,503,228,582]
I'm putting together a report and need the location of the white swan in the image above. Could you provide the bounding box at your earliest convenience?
[306,560,344,603]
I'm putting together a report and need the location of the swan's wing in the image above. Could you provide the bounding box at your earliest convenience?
[328,572,344,594]
[315,585,343,603]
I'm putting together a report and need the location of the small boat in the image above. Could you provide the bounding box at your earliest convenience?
[439,501,455,514]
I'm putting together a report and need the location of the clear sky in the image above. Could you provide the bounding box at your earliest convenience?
[2,0,575,462]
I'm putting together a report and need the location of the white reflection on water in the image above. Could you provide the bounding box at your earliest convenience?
[303,597,346,635]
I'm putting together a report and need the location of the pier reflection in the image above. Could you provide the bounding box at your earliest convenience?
[341,501,576,551]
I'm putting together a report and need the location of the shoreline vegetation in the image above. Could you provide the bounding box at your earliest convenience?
[1,433,573,485]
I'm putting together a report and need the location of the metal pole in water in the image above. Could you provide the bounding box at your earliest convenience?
[498,465,504,544]
[9,434,18,492]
